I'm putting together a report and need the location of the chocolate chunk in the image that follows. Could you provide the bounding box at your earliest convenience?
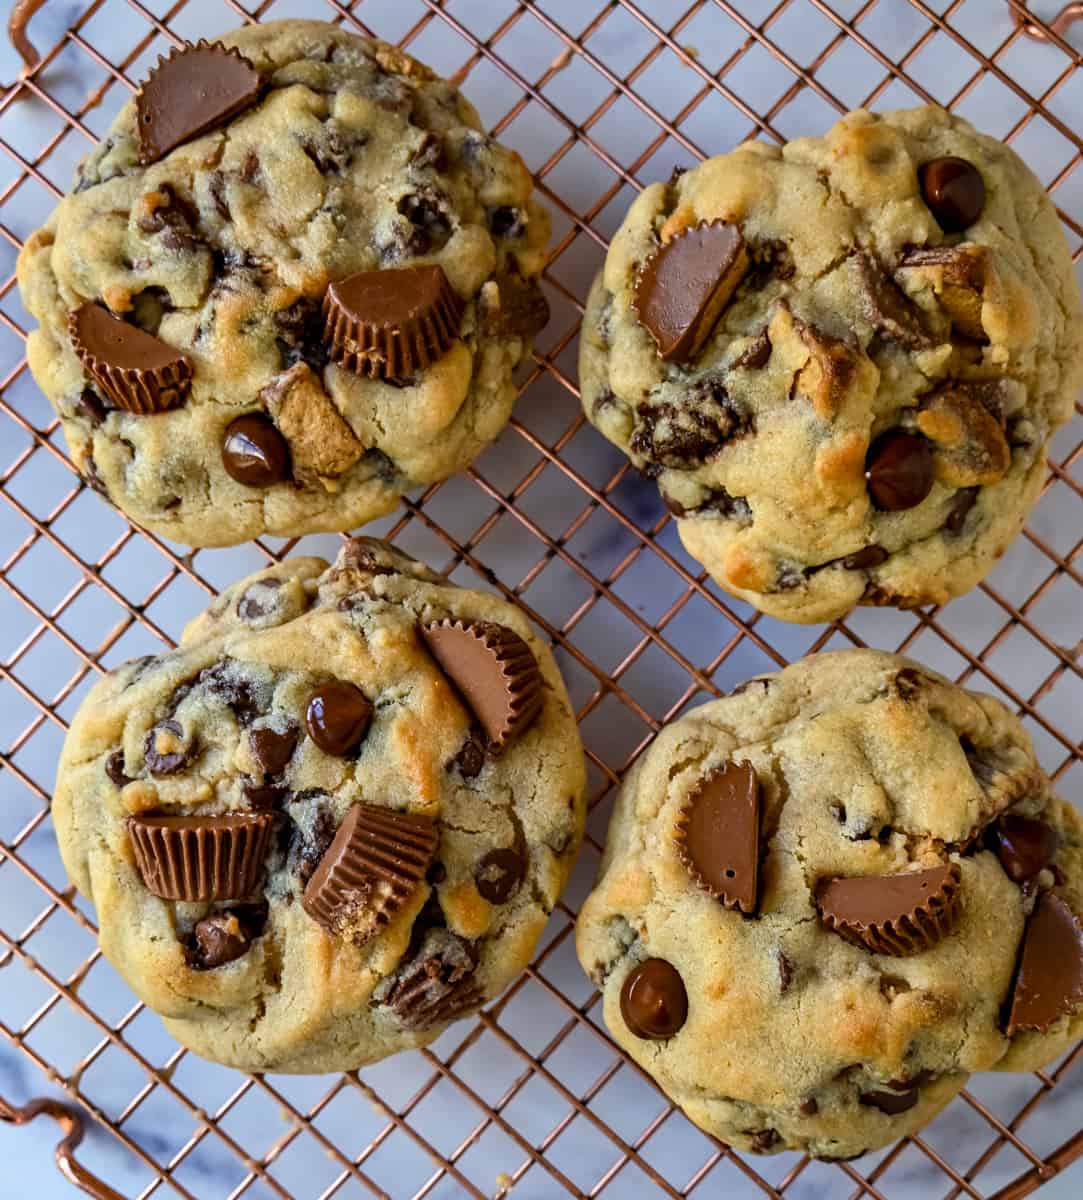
[454,732,486,779]
[137,184,202,254]
[632,221,749,364]
[475,848,525,905]
[302,803,438,940]
[817,863,962,956]
[620,958,688,1040]
[860,1085,920,1115]
[221,414,291,487]
[70,303,192,415]
[410,133,447,171]
[916,383,1011,488]
[675,760,761,913]
[480,272,550,340]
[378,928,483,1028]
[945,487,979,534]
[898,244,988,341]
[128,812,273,900]
[854,253,934,349]
[1006,891,1083,1035]
[105,750,131,787]
[73,387,110,427]
[841,545,889,571]
[800,1098,819,1116]
[196,662,262,725]
[322,265,464,380]
[136,41,263,165]
[188,911,250,969]
[992,815,1059,884]
[865,431,935,511]
[242,781,288,811]
[305,681,373,756]
[419,620,543,754]
[397,188,452,254]
[731,329,771,369]
[144,719,196,776]
[919,157,986,232]
[249,725,297,775]
[287,801,337,887]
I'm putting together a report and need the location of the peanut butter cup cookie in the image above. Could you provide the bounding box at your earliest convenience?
[580,107,1083,622]
[18,20,550,546]
[576,650,1083,1157]
[54,539,585,1072]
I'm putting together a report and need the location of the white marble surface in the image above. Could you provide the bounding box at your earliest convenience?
[0,0,1081,1197]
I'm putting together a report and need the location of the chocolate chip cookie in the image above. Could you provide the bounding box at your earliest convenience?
[54,538,586,1072]
[17,21,550,547]
[579,106,1083,623]
[576,650,1083,1158]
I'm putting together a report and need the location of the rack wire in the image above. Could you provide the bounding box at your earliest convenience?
[0,1,1080,1197]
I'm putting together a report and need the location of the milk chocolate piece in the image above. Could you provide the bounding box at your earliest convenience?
[70,304,191,414]
[128,812,273,901]
[919,157,986,232]
[898,244,988,340]
[136,41,262,165]
[620,958,688,1040]
[675,760,761,913]
[991,815,1058,884]
[419,620,542,754]
[632,221,749,364]
[302,803,438,939]
[817,863,962,956]
[1006,891,1083,1035]
[305,681,373,756]
[865,431,935,511]
[322,265,464,380]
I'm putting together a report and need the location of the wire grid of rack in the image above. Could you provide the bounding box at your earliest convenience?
[0,0,1080,1197]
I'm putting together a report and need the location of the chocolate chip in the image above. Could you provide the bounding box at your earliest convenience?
[620,958,688,1040]
[189,912,249,969]
[454,732,486,779]
[800,1098,819,1116]
[859,1085,921,1115]
[197,662,263,725]
[397,189,452,254]
[991,815,1058,884]
[778,951,795,994]
[865,432,935,511]
[222,414,291,487]
[894,668,927,701]
[297,124,357,174]
[731,329,771,369]
[137,184,202,253]
[631,387,752,471]
[919,157,986,232]
[144,719,196,776]
[475,848,525,904]
[945,487,979,534]
[749,1130,780,1153]
[72,387,110,427]
[274,299,329,372]
[410,133,447,172]
[841,545,889,571]
[105,750,131,787]
[489,206,526,239]
[249,725,298,775]
[236,578,283,623]
[305,681,373,756]
[243,780,289,811]
[427,861,447,885]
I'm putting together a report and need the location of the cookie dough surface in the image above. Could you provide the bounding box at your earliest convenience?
[576,650,1083,1158]
[580,106,1083,623]
[17,20,550,547]
[55,539,586,1072]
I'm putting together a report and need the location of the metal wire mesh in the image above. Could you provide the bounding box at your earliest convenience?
[0,1,1080,1197]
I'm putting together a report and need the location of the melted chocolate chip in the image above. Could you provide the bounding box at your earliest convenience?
[105,750,131,787]
[919,157,986,232]
[397,189,452,254]
[242,780,289,811]
[631,386,752,470]
[945,487,979,534]
[236,577,283,622]
[222,414,291,487]
[991,815,1058,884]
[197,663,262,725]
[475,848,525,904]
[287,803,337,887]
[800,1098,819,1116]
[454,732,486,779]
[620,959,688,1040]
[144,719,196,776]
[865,432,935,511]
[841,545,889,571]
[305,681,373,756]
[274,298,329,372]
[249,725,297,775]
[778,951,795,994]
[73,387,110,427]
[189,913,248,969]
[749,1130,780,1153]
[859,1084,921,1115]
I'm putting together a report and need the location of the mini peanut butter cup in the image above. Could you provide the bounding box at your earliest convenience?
[632,220,749,364]
[136,41,262,165]
[675,760,761,913]
[129,812,273,901]
[302,803,438,939]
[1006,890,1083,1036]
[70,304,192,414]
[419,619,542,754]
[817,863,962,957]
[322,265,464,380]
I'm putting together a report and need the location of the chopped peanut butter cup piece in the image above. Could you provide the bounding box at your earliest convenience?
[1006,891,1083,1035]
[632,220,749,364]
[817,863,962,956]
[898,244,989,341]
[128,812,273,901]
[136,41,262,165]
[302,803,438,940]
[378,929,483,1028]
[70,303,191,414]
[675,760,761,913]
[322,265,464,380]
[419,619,542,754]
[916,382,1011,488]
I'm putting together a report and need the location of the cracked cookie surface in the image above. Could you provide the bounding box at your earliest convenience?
[575,650,1083,1158]
[54,538,585,1072]
[17,19,550,547]
[579,106,1083,623]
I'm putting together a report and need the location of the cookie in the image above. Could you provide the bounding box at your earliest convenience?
[17,20,551,547]
[576,650,1083,1158]
[579,106,1083,623]
[53,538,586,1072]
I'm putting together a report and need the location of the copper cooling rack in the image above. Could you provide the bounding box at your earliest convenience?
[0,1,1081,1197]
